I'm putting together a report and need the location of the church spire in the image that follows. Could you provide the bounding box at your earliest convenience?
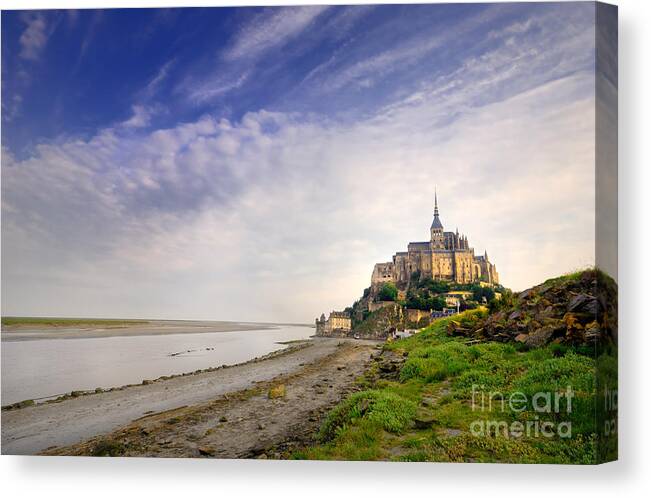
[430,189,443,230]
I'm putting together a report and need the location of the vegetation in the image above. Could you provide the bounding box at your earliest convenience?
[90,438,128,457]
[295,298,615,463]
[405,288,446,311]
[470,284,495,303]
[403,274,449,311]
[376,283,398,302]
[268,384,286,399]
[352,304,402,337]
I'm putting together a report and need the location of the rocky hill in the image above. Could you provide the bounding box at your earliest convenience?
[446,268,617,348]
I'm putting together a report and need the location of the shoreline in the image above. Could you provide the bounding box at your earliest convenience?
[42,339,380,458]
[1,337,380,455]
[1,320,313,342]
[2,340,314,410]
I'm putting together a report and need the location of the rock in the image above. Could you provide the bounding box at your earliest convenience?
[142,379,153,385]
[584,321,601,342]
[515,334,528,343]
[522,326,555,348]
[568,294,602,315]
[379,362,397,373]
[508,310,522,321]
[414,414,436,429]
[257,422,265,430]
[219,416,228,423]
[539,306,555,318]
[518,289,534,300]
[568,294,588,311]
[198,446,216,457]
[583,298,602,316]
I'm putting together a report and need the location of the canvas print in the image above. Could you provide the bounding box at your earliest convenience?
[1,2,617,463]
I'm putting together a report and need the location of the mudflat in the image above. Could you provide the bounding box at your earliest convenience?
[1,338,378,456]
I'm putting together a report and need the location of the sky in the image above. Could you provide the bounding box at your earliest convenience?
[1,2,606,322]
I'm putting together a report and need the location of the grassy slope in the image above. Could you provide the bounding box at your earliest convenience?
[294,305,615,464]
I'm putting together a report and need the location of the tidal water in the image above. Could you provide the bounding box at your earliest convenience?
[1,324,313,405]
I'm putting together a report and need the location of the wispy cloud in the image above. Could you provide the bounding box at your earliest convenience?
[184,71,250,104]
[1,4,602,321]
[2,71,596,320]
[223,6,330,61]
[143,58,176,98]
[72,10,103,74]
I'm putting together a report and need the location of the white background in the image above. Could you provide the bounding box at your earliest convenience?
[1,0,649,496]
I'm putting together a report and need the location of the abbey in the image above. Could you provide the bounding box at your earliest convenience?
[371,194,499,287]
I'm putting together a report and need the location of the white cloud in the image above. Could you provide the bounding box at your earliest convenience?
[121,105,152,128]
[19,13,49,61]
[2,68,595,321]
[1,3,599,321]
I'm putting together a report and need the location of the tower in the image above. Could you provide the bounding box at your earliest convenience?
[430,190,445,249]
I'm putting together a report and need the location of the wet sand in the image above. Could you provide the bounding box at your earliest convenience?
[1,337,379,456]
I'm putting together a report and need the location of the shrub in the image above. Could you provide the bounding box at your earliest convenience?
[91,439,127,457]
[318,390,417,442]
[377,282,398,302]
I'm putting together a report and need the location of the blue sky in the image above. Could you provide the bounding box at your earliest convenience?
[1,3,607,321]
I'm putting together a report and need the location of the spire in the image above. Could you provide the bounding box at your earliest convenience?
[484,249,488,260]
[430,189,443,230]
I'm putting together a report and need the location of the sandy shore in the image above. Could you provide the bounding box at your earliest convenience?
[1,320,303,342]
[1,337,378,455]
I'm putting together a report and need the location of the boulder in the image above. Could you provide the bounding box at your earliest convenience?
[522,326,556,348]
[198,446,216,457]
[568,294,602,315]
[413,411,436,429]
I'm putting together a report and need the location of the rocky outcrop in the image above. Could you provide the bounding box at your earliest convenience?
[447,269,617,348]
[352,304,404,339]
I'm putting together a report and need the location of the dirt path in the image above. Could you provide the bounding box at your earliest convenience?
[42,341,377,458]
[2,338,377,455]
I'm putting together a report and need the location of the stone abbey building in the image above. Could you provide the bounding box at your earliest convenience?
[371,194,499,287]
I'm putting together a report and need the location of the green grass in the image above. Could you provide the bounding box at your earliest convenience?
[318,390,417,442]
[294,310,615,464]
[1,316,148,328]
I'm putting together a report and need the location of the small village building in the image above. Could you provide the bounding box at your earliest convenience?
[315,311,352,336]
